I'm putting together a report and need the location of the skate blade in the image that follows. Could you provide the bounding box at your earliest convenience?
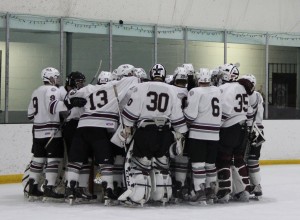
[189,200,207,206]
[104,199,119,206]
[250,196,262,201]
[206,199,214,205]
[121,200,143,208]
[42,197,64,203]
[28,196,42,202]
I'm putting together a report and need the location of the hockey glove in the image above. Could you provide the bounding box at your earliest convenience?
[63,97,73,110]
[237,78,254,95]
[70,97,87,107]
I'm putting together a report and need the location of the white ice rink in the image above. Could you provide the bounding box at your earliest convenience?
[1,165,300,220]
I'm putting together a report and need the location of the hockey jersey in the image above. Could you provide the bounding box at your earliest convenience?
[172,85,188,109]
[69,76,139,129]
[28,85,67,138]
[184,86,222,140]
[122,81,188,134]
[219,82,258,128]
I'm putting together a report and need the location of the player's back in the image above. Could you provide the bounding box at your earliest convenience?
[219,82,248,127]
[137,81,178,120]
[28,85,61,138]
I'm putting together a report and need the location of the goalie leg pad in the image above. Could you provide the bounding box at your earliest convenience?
[233,155,250,193]
[119,157,152,205]
[150,156,172,203]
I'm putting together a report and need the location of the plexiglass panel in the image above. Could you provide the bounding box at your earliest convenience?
[8,30,60,123]
[112,35,154,73]
[157,38,184,74]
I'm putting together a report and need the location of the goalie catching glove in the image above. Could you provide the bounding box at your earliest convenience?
[169,132,185,158]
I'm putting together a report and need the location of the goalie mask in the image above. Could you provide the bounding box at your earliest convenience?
[150,64,166,82]
[66,71,86,89]
[41,67,60,85]
[97,71,113,85]
[219,63,239,82]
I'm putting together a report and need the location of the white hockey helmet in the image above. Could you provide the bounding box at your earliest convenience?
[97,71,113,85]
[41,67,60,85]
[134,68,149,81]
[219,63,239,82]
[197,68,211,83]
[241,74,256,87]
[116,64,135,79]
[173,67,188,86]
[182,63,195,75]
[165,75,174,84]
[150,63,166,81]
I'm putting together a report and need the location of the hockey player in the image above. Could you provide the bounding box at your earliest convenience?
[134,68,149,82]
[118,64,188,206]
[64,76,139,205]
[184,68,222,205]
[169,67,190,203]
[182,63,196,91]
[27,67,67,201]
[242,74,265,199]
[97,71,113,85]
[61,71,98,202]
[215,63,256,203]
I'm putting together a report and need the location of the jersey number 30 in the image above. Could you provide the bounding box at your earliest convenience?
[146,91,169,112]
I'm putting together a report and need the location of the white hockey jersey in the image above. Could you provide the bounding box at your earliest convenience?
[172,86,188,109]
[122,81,188,134]
[219,82,258,128]
[28,85,66,138]
[184,86,222,140]
[69,76,139,129]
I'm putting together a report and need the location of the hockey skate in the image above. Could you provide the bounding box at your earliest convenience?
[205,182,217,205]
[65,180,77,205]
[28,178,43,202]
[216,189,230,203]
[74,187,97,203]
[43,184,64,202]
[249,184,262,200]
[189,184,207,206]
[232,190,250,202]
[103,187,119,206]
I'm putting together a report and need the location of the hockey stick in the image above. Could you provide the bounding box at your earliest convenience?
[244,109,258,161]
[90,59,102,84]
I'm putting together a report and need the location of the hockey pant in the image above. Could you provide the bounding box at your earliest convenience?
[150,156,172,203]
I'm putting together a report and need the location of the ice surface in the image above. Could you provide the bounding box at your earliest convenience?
[1,165,300,220]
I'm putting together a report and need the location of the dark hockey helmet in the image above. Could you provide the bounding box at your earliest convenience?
[150,63,166,82]
[66,71,86,89]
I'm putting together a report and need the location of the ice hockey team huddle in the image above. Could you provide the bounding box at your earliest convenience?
[24,62,265,207]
